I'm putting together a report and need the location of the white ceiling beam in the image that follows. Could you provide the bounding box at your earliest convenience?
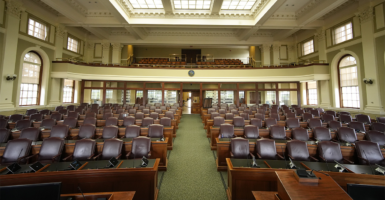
[124,27,147,40]
[273,27,302,40]
[82,27,110,40]
[238,26,260,41]
[254,0,287,25]
[297,0,349,26]
[211,0,224,15]
[40,0,86,23]
[99,0,128,24]
[162,0,174,14]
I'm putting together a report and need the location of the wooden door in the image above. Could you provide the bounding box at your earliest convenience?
[191,91,201,114]
[249,92,256,104]
[182,49,201,63]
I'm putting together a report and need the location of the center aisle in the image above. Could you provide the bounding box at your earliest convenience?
[158,114,227,200]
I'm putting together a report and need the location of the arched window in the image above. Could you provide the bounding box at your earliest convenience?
[19,52,42,106]
[338,55,359,108]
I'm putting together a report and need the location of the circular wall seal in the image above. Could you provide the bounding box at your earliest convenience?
[188,70,195,77]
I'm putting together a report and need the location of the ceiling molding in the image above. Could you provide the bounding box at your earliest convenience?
[65,0,88,16]
[86,11,113,17]
[252,32,273,37]
[146,31,238,37]
[31,0,60,16]
[295,0,323,19]
[319,0,357,20]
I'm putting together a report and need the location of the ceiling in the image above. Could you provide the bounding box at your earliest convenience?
[25,0,359,46]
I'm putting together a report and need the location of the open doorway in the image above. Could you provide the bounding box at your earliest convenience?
[182,92,191,114]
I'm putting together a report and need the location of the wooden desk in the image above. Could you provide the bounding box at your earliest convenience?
[0,159,159,200]
[252,191,277,200]
[61,191,135,200]
[276,171,351,200]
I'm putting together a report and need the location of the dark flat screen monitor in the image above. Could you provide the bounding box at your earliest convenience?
[0,182,61,200]
[347,183,385,200]
[203,98,212,108]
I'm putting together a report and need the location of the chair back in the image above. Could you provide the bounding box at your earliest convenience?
[348,121,366,132]
[265,118,277,128]
[318,141,343,163]
[231,138,250,158]
[2,138,32,164]
[67,111,79,119]
[85,112,96,119]
[30,113,43,122]
[39,137,64,163]
[355,141,384,165]
[125,125,141,138]
[308,118,322,129]
[339,114,352,123]
[366,130,385,146]
[142,117,154,127]
[160,117,171,126]
[287,140,310,161]
[337,127,357,143]
[165,111,174,119]
[39,109,51,116]
[233,116,245,127]
[105,117,118,126]
[63,117,77,129]
[256,139,277,160]
[240,113,249,120]
[220,124,234,138]
[250,118,262,128]
[325,110,336,117]
[328,120,342,131]
[50,125,69,139]
[313,127,331,141]
[302,113,313,122]
[0,118,7,129]
[83,117,97,126]
[286,118,300,129]
[254,113,265,121]
[9,114,23,123]
[73,139,96,161]
[15,119,32,131]
[102,126,119,139]
[322,114,335,123]
[0,128,11,143]
[148,124,164,138]
[26,109,38,116]
[356,114,371,124]
[269,125,286,139]
[78,124,96,139]
[150,113,159,120]
[371,123,385,133]
[101,138,123,160]
[213,117,225,126]
[292,128,309,141]
[225,113,234,120]
[131,137,151,158]
[244,125,259,139]
[123,116,136,126]
[19,127,40,141]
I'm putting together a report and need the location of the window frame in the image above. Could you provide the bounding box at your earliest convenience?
[302,39,314,56]
[337,55,360,109]
[19,51,43,106]
[306,82,317,105]
[332,21,354,45]
[27,16,50,42]
[67,35,80,53]
[63,79,75,103]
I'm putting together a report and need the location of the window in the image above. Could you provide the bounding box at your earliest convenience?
[91,90,101,100]
[333,22,353,44]
[205,91,218,104]
[63,79,75,103]
[338,56,360,108]
[221,0,256,10]
[67,37,79,53]
[136,90,143,98]
[147,90,162,104]
[302,40,314,56]
[265,91,276,105]
[106,90,113,99]
[129,0,163,8]
[20,52,42,106]
[307,81,317,105]
[28,18,48,41]
[174,0,211,10]
[220,91,234,104]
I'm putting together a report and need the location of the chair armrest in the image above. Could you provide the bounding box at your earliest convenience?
[288,155,295,160]
[309,156,318,162]
[148,151,152,157]
[285,136,292,140]
[126,151,131,159]
[17,155,30,164]
[115,154,122,160]
[230,152,234,158]
[357,156,369,165]
[26,154,39,164]
[276,154,284,160]
[63,154,73,161]
[331,139,338,142]
[96,136,102,139]
[87,154,94,160]
[319,156,326,162]
[120,136,125,138]
[51,153,62,163]
[256,153,262,159]
[249,152,255,158]
[93,153,102,160]
[343,158,354,164]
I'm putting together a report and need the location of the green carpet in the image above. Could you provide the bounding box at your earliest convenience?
[158,114,227,200]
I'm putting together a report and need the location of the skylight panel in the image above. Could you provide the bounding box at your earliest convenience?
[221,0,256,10]
[129,0,164,9]
[174,0,212,10]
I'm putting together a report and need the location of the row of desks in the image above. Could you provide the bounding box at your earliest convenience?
[0,138,168,171]
[0,159,160,200]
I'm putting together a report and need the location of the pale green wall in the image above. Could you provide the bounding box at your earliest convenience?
[201,48,249,59]
[0,32,3,70]
[375,35,385,110]
[135,47,182,58]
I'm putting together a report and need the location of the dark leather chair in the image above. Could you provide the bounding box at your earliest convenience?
[348,121,366,132]
[26,109,38,116]
[143,109,150,115]
[219,109,226,114]
[231,109,239,115]
[160,117,171,126]
[0,118,8,129]
[75,108,84,115]
[78,124,96,139]
[371,122,385,132]
[225,113,234,120]
[0,128,11,143]
[310,110,320,117]
[67,105,76,111]
[0,138,32,164]
[286,112,296,119]
[150,112,159,120]
[213,117,225,127]
[328,120,342,131]
[55,106,64,111]
[169,109,176,114]
[142,117,154,127]
[19,127,40,141]
[148,124,164,138]
[240,113,249,120]
[318,141,353,163]
[269,125,290,140]
[322,114,335,123]
[103,113,114,120]
[165,111,174,119]
[116,109,124,115]
[100,126,118,139]
[230,138,254,159]
[313,127,332,141]
[270,109,278,114]
[219,124,235,138]
[337,127,357,143]
[265,118,277,128]
[244,125,259,139]
[233,116,245,128]
[302,113,313,122]
[339,114,352,123]
[63,117,77,129]
[39,109,51,116]
[26,137,64,164]
[85,112,96,119]
[355,141,385,166]
[13,119,32,132]
[255,139,283,160]
[208,108,215,114]
[124,125,141,138]
[67,111,79,119]
[250,118,262,128]
[365,130,385,146]
[63,139,96,161]
[8,114,23,123]
[103,109,112,114]
[270,113,280,122]
[105,117,118,126]
[287,140,318,161]
[58,109,68,116]
[91,104,99,109]
[155,109,162,114]
[159,106,167,111]
[94,138,123,160]
[123,116,136,126]
[377,117,385,123]
[317,108,324,114]
[292,128,309,141]
[325,110,337,117]
[126,137,151,159]
[83,117,97,126]
[295,109,304,116]
[257,108,266,114]
[356,114,371,124]
[304,108,313,113]
[339,111,350,116]
[286,118,300,129]
[238,107,245,112]
[150,106,156,111]
[211,112,220,119]
[30,113,43,122]
[49,125,69,139]
[308,118,322,129]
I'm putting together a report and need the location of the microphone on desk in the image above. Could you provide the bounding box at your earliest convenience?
[362,150,376,175]
[321,147,331,172]
[281,146,288,169]
[77,186,86,200]
[374,164,385,175]
[334,160,348,172]
[288,157,297,169]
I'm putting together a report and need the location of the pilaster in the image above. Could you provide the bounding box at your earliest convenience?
[55,25,66,60]
[112,43,123,64]
[272,44,280,66]
[102,42,110,64]
[259,44,271,66]
[315,29,327,62]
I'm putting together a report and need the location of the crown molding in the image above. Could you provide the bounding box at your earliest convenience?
[252,32,273,37]
[65,0,87,16]
[146,31,237,37]
[32,0,60,16]
[296,0,323,19]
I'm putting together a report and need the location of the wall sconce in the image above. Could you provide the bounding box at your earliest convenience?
[363,78,373,84]
[5,74,17,81]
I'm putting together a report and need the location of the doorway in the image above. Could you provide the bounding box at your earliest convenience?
[182,49,201,63]
[182,92,191,114]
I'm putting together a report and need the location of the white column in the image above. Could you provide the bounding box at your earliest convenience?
[48,78,62,106]
[102,42,110,64]
[316,29,327,62]
[358,7,384,113]
[0,0,22,109]
[84,42,94,63]
[259,44,271,66]
[112,43,123,65]
[55,25,66,60]
[272,44,280,66]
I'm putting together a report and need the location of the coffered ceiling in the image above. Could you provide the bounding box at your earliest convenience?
[24,0,359,45]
